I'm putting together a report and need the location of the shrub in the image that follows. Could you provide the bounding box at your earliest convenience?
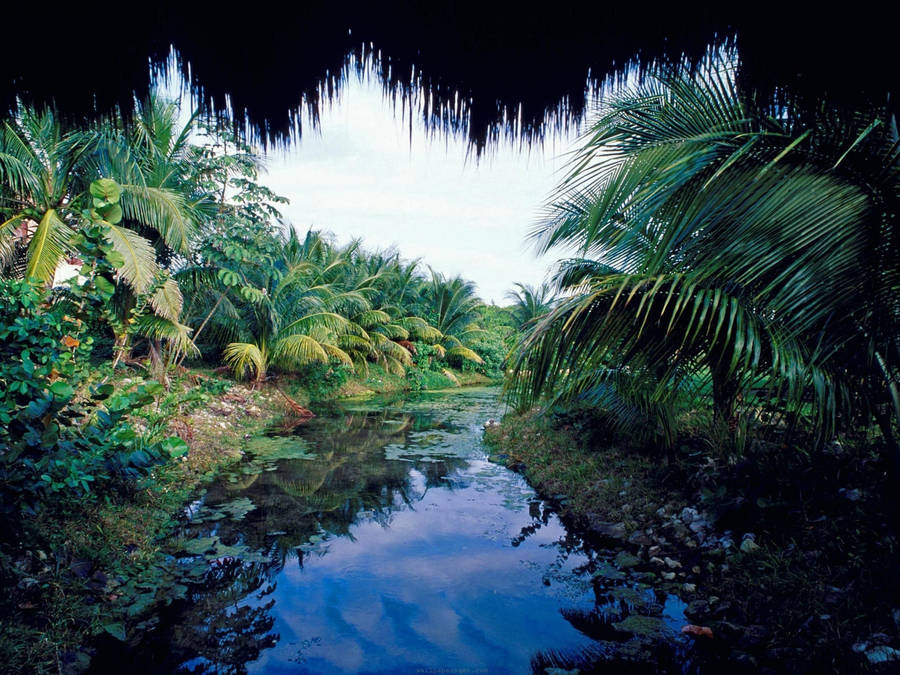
[465,331,508,377]
[295,360,353,400]
[0,279,187,538]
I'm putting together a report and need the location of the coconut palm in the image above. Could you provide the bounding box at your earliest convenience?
[0,108,201,380]
[89,94,211,261]
[0,106,92,282]
[222,230,356,383]
[1,100,204,291]
[506,282,556,328]
[415,269,485,364]
[510,59,899,453]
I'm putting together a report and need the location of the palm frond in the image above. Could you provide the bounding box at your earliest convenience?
[446,345,483,364]
[0,213,26,266]
[224,342,266,381]
[281,311,350,336]
[320,342,353,365]
[272,333,329,367]
[104,223,158,293]
[134,315,199,357]
[119,184,195,253]
[150,278,184,321]
[26,210,72,283]
[354,309,391,328]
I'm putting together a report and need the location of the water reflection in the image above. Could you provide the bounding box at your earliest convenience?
[92,387,685,674]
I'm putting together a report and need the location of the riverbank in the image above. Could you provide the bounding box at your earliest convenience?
[0,371,285,673]
[485,409,900,673]
[334,363,495,398]
[0,364,496,673]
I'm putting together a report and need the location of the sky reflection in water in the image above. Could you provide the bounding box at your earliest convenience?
[123,388,632,673]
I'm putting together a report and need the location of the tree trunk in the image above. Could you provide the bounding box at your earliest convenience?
[272,380,315,420]
[111,333,130,369]
[709,355,739,423]
[148,338,170,388]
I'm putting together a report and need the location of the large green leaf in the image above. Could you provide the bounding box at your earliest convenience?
[150,278,184,322]
[105,223,157,294]
[25,209,73,284]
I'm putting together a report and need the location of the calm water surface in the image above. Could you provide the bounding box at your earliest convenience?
[99,387,686,673]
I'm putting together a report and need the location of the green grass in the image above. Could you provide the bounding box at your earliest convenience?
[484,409,682,532]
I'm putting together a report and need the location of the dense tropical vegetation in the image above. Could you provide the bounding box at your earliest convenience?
[0,95,515,670]
[2,45,899,673]
[0,96,508,500]
[484,57,900,672]
[509,59,899,458]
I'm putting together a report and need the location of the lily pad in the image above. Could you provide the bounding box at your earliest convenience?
[124,592,157,617]
[102,622,126,641]
[609,586,653,609]
[614,552,641,569]
[245,435,316,461]
[183,537,219,555]
[218,497,256,520]
[612,615,667,638]
[593,562,626,581]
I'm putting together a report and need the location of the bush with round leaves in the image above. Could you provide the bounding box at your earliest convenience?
[0,279,187,538]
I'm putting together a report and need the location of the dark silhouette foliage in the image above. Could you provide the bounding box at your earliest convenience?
[3,4,896,152]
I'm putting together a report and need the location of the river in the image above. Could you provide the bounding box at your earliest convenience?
[91,386,688,673]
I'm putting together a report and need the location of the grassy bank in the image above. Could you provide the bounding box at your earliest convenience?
[485,409,900,673]
[0,372,285,674]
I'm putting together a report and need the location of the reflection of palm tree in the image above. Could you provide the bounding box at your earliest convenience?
[165,396,490,668]
[224,472,260,491]
[275,459,345,499]
[207,405,467,550]
[176,561,279,674]
[302,490,348,512]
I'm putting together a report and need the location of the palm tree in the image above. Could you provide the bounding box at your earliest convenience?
[415,269,485,364]
[90,94,211,261]
[84,97,214,369]
[0,106,91,282]
[0,103,205,371]
[0,100,204,289]
[222,229,356,384]
[510,59,899,453]
[506,282,555,328]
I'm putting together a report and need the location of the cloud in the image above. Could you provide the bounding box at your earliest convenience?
[261,78,577,302]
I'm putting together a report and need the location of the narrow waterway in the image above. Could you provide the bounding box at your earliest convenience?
[95,387,688,673]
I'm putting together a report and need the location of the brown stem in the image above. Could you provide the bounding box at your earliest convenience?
[272,380,315,419]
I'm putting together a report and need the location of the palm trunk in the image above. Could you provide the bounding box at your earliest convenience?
[272,380,315,419]
[111,333,130,369]
[148,338,169,388]
[709,354,738,423]
[874,349,900,503]
[176,291,225,367]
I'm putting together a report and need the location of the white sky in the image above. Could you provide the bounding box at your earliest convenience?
[258,76,582,305]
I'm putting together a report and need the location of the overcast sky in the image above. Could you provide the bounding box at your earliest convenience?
[257,76,582,304]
